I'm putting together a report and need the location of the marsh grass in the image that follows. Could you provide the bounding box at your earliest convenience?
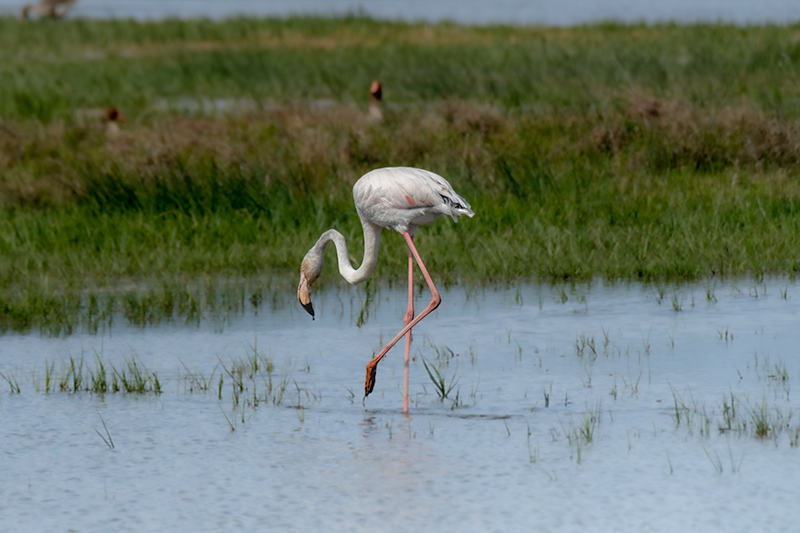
[93,411,115,449]
[575,333,597,359]
[0,281,282,335]
[356,279,376,328]
[114,356,162,394]
[526,424,539,464]
[0,368,21,393]
[671,291,684,312]
[421,355,462,401]
[747,397,773,439]
[90,354,108,393]
[44,358,55,392]
[33,352,165,394]
[720,391,743,434]
[702,445,724,474]
[667,382,800,445]
[2,342,306,422]
[61,355,84,392]
[3,17,800,329]
[218,403,237,432]
[215,343,297,412]
[179,359,218,392]
[558,404,601,464]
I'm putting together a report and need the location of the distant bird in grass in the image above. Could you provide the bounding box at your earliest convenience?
[20,0,76,19]
[368,80,383,122]
[100,107,126,138]
[297,167,474,413]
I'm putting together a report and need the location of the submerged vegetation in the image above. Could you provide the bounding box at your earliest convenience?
[6,352,165,394]
[2,16,800,330]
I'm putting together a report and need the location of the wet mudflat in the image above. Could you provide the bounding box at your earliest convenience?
[2,279,800,532]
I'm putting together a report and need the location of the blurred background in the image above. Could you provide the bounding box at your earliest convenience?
[2,0,800,25]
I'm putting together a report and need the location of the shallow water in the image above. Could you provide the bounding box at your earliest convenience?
[2,0,800,25]
[2,279,800,532]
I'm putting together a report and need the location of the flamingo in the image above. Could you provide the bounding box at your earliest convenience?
[297,167,474,413]
[368,80,382,122]
[20,0,75,19]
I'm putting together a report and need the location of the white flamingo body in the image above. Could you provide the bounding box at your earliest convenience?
[297,166,473,412]
[354,167,472,234]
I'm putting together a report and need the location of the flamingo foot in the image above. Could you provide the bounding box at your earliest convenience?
[364,361,378,397]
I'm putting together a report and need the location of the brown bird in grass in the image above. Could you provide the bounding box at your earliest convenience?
[20,0,76,19]
[368,80,383,122]
[100,107,126,138]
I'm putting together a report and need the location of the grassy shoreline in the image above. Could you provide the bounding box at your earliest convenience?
[2,16,800,331]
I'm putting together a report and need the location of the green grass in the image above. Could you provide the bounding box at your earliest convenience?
[13,352,165,394]
[3,17,800,119]
[1,345,304,421]
[2,16,800,331]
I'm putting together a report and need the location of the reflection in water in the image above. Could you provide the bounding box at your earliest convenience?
[359,414,381,439]
[1,279,800,531]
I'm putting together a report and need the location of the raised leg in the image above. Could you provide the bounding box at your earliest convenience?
[402,238,415,414]
[365,232,441,401]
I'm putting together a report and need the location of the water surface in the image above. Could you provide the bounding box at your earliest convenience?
[2,0,799,25]
[2,279,800,531]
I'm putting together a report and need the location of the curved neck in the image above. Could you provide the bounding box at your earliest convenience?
[314,217,382,285]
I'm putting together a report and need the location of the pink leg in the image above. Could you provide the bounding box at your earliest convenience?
[365,232,441,401]
[402,239,415,414]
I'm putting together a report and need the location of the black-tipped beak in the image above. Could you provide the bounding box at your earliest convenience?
[298,272,315,320]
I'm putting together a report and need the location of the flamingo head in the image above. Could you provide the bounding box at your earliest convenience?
[297,253,323,319]
[369,80,382,101]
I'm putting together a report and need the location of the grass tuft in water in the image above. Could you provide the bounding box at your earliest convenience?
[93,411,115,450]
[113,356,161,394]
[749,397,772,439]
[421,356,463,400]
[702,445,724,474]
[89,354,108,394]
[0,368,21,394]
